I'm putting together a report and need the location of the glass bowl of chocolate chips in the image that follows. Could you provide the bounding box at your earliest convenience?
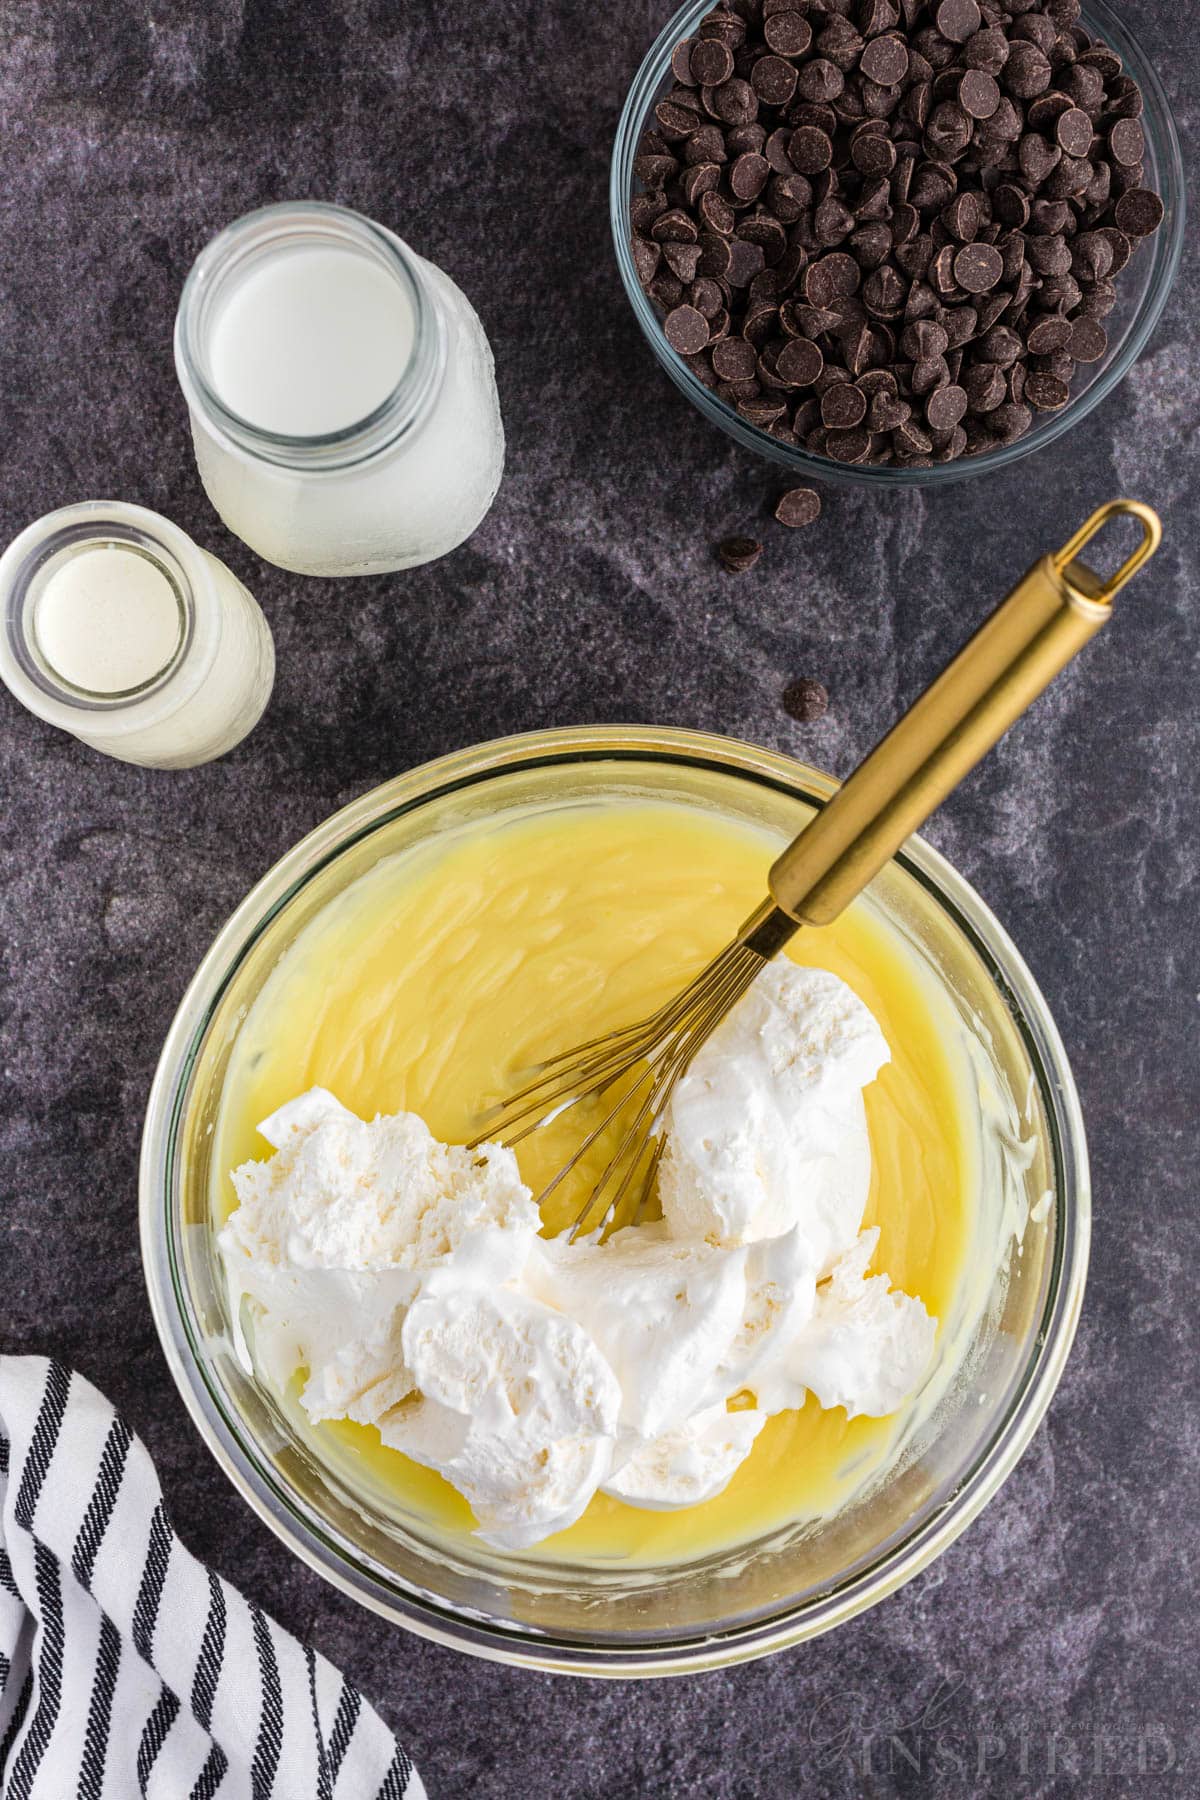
[612,0,1183,482]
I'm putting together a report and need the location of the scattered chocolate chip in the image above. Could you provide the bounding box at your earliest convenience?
[717,535,764,573]
[782,676,829,721]
[774,486,822,528]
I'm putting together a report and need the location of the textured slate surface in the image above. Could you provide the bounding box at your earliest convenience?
[0,1,1197,1794]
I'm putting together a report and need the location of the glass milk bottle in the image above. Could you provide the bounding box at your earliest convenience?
[173,201,505,577]
[0,501,274,768]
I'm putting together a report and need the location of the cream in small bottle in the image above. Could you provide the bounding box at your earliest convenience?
[0,501,274,768]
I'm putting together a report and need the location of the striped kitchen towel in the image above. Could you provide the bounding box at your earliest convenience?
[0,1356,424,1799]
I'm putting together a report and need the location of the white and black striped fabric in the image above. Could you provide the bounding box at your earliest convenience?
[0,1357,424,1799]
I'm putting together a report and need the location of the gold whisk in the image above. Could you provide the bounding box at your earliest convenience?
[475,501,1161,1240]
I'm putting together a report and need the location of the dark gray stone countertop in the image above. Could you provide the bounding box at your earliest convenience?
[1,1,1196,1794]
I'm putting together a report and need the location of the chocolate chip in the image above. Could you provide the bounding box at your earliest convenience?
[711,336,758,382]
[814,196,856,246]
[1098,226,1132,276]
[690,38,734,86]
[672,39,698,86]
[868,390,911,431]
[1055,107,1093,157]
[1024,315,1071,355]
[953,242,1003,292]
[634,153,679,189]
[964,361,1006,411]
[979,324,1023,365]
[1002,41,1052,98]
[936,0,981,45]
[826,425,872,462]
[1068,316,1107,363]
[795,57,844,102]
[863,264,907,317]
[990,401,1033,442]
[850,220,894,269]
[943,191,982,242]
[1109,118,1145,169]
[783,676,829,721]
[958,69,1000,118]
[821,382,868,428]
[1025,371,1070,409]
[925,383,968,431]
[632,237,660,286]
[1019,134,1063,189]
[726,237,767,286]
[763,11,813,58]
[964,26,1010,74]
[901,318,949,360]
[776,336,824,386]
[750,56,795,106]
[893,417,932,455]
[1113,187,1164,237]
[717,535,763,573]
[730,153,770,201]
[664,304,710,355]
[860,32,909,85]
[788,125,833,175]
[648,272,684,310]
[699,193,735,238]
[662,241,703,283]
[774,487,822,529]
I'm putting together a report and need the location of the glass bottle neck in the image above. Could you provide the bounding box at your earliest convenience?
[175,201,447,474]
[5,517,195,714]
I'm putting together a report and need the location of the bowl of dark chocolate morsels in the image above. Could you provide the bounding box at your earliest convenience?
[612,0,1183,482]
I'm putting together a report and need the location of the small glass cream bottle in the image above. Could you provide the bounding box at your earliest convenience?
[0,501,274,768]
[174,201,505,577]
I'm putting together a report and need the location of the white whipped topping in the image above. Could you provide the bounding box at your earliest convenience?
[220,963,936,1550]
[659,961,888,1263]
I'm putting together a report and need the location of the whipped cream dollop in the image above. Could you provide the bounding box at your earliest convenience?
[220,962,936,1550]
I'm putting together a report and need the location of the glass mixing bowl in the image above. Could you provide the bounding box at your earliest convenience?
[610,0,1184,487]
[140,726,1088,1675]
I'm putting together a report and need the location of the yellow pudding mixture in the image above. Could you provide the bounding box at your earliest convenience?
[214,800,972,1565]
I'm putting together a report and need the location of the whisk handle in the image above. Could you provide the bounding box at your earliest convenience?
[768,500,1161,929]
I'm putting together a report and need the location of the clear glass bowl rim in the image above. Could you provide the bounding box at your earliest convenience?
[140,724,1090,1676]
[609,0,1185,488]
